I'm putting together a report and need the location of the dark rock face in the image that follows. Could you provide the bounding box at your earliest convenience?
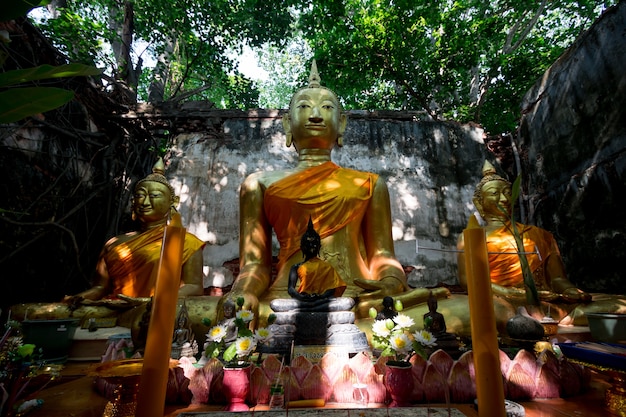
[518,2,626,294]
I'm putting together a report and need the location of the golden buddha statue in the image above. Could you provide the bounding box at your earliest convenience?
[454,161,626,329]
[12,158,205,327]
[227,60,450,327]
[457,161,591,305]
[65,157,204,304]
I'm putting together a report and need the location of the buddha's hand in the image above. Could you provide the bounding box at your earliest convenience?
[62,295,84,310]
[116,295,151,306]
[353,276,405,300]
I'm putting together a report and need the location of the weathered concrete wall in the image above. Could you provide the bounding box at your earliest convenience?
[167,111,487,289]
[518,2,626,293]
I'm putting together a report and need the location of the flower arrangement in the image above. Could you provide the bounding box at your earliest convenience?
[0,320,55,417]
[370,313,437,365]
[203,297,274,367]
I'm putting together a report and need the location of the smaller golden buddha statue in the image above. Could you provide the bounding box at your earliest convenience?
[12,158,205,330]
[64,157,205,306]
[457,161,591,304]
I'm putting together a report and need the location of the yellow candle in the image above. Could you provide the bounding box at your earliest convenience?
[463,214,506,417]
[136,212,186,417]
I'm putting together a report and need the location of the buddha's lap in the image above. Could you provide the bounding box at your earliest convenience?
[11,293,625,343]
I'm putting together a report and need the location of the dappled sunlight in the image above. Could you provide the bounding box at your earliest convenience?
[323,179,342,191]
[237,162,248,176]
[395,180,421,212]
[175,181,191,203]
[212,175,228,192]
[392,218,416,241]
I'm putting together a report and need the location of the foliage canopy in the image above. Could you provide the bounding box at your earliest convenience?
[29,0,616,132]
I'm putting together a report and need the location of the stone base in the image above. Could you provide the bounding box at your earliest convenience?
[68,326,131,361]
[292,345,371,363]
[177,407,467,416]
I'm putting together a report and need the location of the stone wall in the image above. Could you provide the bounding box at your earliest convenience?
[165,110,487,289]
[518,2,626,293]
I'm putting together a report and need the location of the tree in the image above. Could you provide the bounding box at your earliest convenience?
[294,0,616,134]
[32,0,297,107]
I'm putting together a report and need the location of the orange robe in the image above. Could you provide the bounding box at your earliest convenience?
[104,225,205,298]
[297,257,347,296]
[264,161,377,272]
[486,223,563,289]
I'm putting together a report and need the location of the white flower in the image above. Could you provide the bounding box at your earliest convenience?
[237,309,254,323]
[372,320,391,337]
[254,327,272,342]
[235,336,257,358]
[394,314,414,329]
[389,332,412,354]
[413,329,437,347]
[207,325,227,343]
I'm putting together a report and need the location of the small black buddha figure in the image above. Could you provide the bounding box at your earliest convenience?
[375,296,398,321]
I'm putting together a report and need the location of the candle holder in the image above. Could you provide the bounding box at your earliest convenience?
[352,383,368,406]
[89,359,144,417]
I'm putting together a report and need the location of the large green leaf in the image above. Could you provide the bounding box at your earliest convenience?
[0,87,74,123]
[0,64,103,87]
[2,0,50,22]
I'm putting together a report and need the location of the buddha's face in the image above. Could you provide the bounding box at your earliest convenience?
[478,180,512,220]
[285,87,346,151]
[132,181,173,225]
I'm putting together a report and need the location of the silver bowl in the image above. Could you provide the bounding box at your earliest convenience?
[586,312,626,344]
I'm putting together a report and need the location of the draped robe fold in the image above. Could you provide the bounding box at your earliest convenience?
[103,225,205,298]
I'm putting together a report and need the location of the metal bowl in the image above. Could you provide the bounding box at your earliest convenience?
[586,312,626,344]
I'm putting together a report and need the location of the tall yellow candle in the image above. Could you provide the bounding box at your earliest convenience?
[136,212,186,417]
[463,214,506,417]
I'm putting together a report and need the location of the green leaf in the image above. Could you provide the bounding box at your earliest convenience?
[0,64,103,87]
[2,0,50,22]
[238,328,253,338]
[204,341,221,359]
[17,343,36,358]
[223,343,237,362]
[511,175,522,203]
[0,87,74,123]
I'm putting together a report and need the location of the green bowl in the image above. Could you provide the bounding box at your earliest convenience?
[586,312,626,344]
[21,319,80,363]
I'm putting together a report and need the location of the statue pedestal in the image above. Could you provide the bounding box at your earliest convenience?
[68,326,131,361]
[292,345,370,363]
[267,298,370,361]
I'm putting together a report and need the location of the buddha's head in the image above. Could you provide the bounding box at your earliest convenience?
[427,291,438,312]
[132,157,179,225]
[283,60,347,151]
[300,217,321,259]
[472,161,512,222]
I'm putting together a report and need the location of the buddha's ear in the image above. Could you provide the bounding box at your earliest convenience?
[337,113,347,147]
[172,195,180,208]
[282,113,293,147]
[472,196,484,218]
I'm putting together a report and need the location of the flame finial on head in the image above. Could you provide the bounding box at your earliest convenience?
[135,157,176,197]
[473,160,511,207]
[308,59,321,88]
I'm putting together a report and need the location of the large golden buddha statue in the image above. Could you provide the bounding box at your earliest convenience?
[228,60,450,325]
